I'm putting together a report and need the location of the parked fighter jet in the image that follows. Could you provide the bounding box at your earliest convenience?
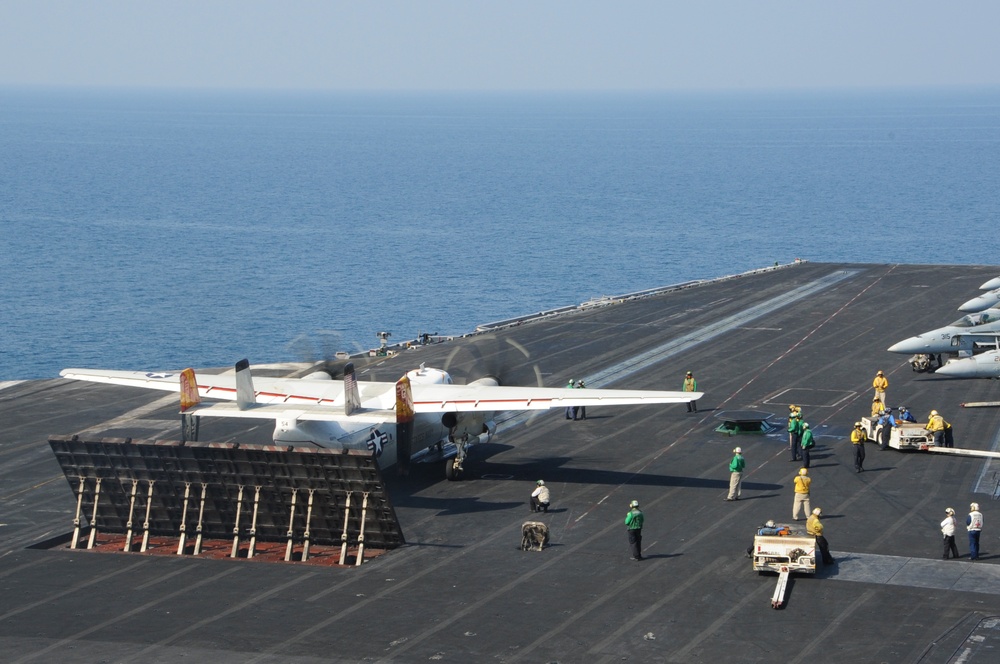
[61,360,701,480]
[959,288,1000,313]
[980,277,1000,290]
[887,312,1000,356]
[936,350,1000,378]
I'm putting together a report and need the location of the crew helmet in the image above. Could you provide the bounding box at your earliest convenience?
[686,371,693,376]
[854,421,862,427]
[799,468,808,476]
[931,410,938,416]
[766,520,776,528]
[877,370,884,375]
[971,502,980,511]
[812,507,822,515]
[536,479,544,486]
[946,508,955,515]
[802,422,810,429]
[733,447,742,454]
[630,500,639,508]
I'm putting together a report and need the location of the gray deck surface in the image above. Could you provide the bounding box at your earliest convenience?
[5,262,1000,663]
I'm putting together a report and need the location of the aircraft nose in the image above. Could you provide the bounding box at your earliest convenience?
[887,337,925,354]
[935,358,977,377]
[959,297,991,313]
[981,277,1000,290]
[960,291,1000,313]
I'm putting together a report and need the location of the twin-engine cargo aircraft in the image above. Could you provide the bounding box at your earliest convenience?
[60,361,701,480]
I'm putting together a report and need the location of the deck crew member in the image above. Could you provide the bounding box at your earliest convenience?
[851,422,867,472]
[800,422,815,468]
[898,406,917,423]
[726,447,745,501]
[871,396,884,418]
[878,409,896,450]
[806,507,835,565]
[682,371,698,412]
[787,412,803,462]
[565,379,576,420]
[873,370,888,405]
[927,410,949,448]
[530,480,550,513]
[941,507,960,559]
[793,468,811,520]
[625,500,644,561]
[575,379,587,420]
[967,503,984,560]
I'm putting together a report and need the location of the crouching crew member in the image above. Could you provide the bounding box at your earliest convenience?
[530,480,550,513]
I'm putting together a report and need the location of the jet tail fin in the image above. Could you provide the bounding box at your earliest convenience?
[344,362,361,415]
[235,359,255,410]
[179,368,201,412]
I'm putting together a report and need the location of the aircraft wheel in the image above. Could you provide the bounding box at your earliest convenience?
[445,460,462,481]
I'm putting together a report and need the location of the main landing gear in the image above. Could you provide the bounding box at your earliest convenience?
[444,434,471,481]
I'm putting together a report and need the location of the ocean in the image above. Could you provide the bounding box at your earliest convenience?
[2,87,1000,380]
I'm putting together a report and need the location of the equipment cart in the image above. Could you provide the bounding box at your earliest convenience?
[751,522,816,609]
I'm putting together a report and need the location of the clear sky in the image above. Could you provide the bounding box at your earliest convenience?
[2,1,998,91]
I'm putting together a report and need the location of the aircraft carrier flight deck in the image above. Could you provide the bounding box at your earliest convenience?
[4,262,1000,663]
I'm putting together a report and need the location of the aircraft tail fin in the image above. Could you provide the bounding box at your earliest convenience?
[179,368,201,412]
[344,362,361,415]
[395,374,414,475]
[235,359,255,410]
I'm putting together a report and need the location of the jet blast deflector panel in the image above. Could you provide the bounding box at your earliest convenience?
[48,436,405,552]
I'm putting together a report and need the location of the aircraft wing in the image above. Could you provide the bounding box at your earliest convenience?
[61,368,190,392]
[410,383,701,413]
[61,368,700,418]
[60,368,363,407]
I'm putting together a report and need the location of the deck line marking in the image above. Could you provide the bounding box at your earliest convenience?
[495,268,861,436]
[585,269,862,388]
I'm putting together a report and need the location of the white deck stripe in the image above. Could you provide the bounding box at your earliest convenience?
[586,268,861,388]
[496,269,860,431]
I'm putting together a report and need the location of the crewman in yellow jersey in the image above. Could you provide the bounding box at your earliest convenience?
[873,370,888,405]
[806,507,835,564]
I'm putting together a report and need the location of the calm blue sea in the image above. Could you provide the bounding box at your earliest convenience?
[2,87,1000,380]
